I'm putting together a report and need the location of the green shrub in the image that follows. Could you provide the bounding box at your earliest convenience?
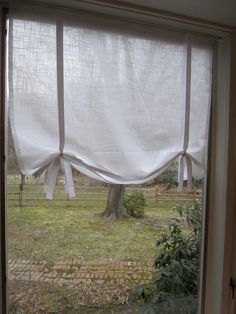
[159,168,178,187]
[143,162,178,187]
[134,199,202,310]
[192,178,202,189]
[123,191,146,218]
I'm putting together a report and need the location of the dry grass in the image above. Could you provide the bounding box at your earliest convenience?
[8,185,178,262]
[7,181,194,313]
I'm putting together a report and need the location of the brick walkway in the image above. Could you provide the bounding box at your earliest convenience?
[8,259,154,286]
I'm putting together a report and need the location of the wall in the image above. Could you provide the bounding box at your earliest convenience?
[33,0,236,26]
[117,0,236,26]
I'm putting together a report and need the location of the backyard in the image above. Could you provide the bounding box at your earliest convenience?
[7,175,198,313]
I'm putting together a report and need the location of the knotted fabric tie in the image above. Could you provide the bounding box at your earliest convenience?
[46,157,75,200]
[177,35,193,192]
[44,21,76,200]
[177,152,192,192]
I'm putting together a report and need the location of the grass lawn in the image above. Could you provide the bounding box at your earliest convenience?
[7,184,180,262]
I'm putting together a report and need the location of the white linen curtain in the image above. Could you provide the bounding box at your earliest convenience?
[8,7,213,199]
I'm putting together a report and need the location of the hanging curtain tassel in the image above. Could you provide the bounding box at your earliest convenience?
[177,153,193,192]
[46,157,75,200]
[177,154,184,192]
[44,168,49,193]
[61,158,75,198]
[186,156,193,191]
[46,158,60,200]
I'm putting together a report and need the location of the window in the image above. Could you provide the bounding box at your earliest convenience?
[0,1,234,312]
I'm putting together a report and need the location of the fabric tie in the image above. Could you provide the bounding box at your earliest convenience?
[177,35,192,193]
[46,157,75,200]
[177,152,193,192]
[46,21,76,200]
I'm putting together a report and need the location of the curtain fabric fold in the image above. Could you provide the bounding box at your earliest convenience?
[8,8,213,198]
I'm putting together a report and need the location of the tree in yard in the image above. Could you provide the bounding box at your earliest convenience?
[102,184,130,218]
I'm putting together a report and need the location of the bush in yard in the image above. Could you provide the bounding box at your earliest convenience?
[133,199,202,312]
[159,167,178,188]
[192,178,202,189]
[143,161,178,188]
[123,191,146,218]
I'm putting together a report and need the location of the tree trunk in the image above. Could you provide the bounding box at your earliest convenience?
[102,184,129,218]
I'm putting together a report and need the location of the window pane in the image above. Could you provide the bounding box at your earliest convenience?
[7,10,211,313]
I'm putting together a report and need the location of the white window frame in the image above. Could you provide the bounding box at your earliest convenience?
[0,1,235,313]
